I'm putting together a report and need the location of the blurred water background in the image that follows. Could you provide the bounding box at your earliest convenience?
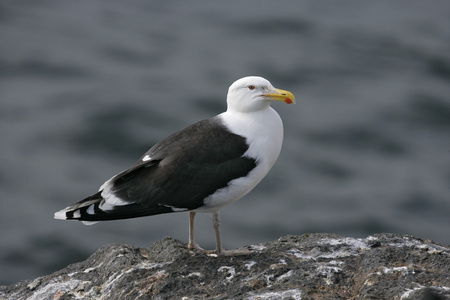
[1,0,449,285]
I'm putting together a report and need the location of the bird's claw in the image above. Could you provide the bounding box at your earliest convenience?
[188,244,253,256]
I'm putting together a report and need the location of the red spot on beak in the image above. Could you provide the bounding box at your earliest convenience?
[285,98,293,104]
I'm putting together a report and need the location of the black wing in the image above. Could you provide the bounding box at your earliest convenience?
[65,116,257,221]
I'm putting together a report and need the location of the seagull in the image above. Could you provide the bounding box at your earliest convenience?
[54,76,295,256]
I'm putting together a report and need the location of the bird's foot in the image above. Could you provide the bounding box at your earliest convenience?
[188,243,253,256]
[219,247,254,256]
[206,246,254,257]
[188,242,206,252]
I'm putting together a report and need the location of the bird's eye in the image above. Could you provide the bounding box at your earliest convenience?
[248,85,256,90]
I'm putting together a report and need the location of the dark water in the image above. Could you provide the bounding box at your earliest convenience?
[1,0,449,285]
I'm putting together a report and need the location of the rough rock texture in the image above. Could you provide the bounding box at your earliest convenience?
[1,233,449,300]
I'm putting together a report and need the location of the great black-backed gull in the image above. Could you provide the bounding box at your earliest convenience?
[54,76,295,256]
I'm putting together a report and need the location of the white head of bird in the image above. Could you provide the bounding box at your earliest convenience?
[226,76,295,113]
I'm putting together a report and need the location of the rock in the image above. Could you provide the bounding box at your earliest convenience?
[1,233,449,299]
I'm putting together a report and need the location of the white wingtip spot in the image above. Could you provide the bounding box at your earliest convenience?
[54,210,67,220]
[86,205,95,215]
[73,210,81,218]
[142,154,151,162]
[82,221,99,225]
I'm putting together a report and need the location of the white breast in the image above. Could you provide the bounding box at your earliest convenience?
[196,107,284,212]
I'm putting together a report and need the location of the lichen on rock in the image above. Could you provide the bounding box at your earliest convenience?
[1,233,449,299]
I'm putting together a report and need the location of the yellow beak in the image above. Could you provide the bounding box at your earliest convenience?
[264,88,296,104]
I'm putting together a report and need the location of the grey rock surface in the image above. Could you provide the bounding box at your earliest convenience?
[1,233,449,299]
